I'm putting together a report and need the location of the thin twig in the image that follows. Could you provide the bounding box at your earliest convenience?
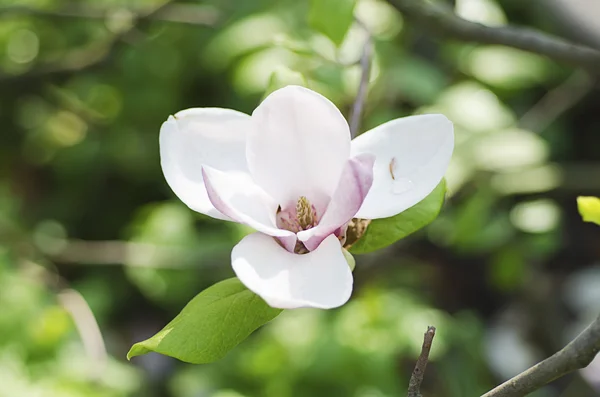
[519,71,595,132]
[388,0,600,71]
[481,314,600,397]
[408,326,436,397]
[349,22,373,138]
[58,289,108,380]
[20,260,108,380]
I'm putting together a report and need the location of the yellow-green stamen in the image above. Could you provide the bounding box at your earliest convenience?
[296,196,316,230]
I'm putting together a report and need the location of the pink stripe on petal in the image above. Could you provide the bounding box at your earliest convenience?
[202,166,297,252]
[297,154,375,251]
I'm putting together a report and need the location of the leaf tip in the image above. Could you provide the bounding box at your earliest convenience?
[126,343,146,361]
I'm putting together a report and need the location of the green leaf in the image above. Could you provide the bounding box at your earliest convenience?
[308,0,356,46]
[577,196,600,226]
[349,181,447,254]
[263,66,308,99]
[127,278,282,364]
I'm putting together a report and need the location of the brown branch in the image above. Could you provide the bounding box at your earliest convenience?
[407,326,436,397]
[387,0,600,71]
[481,314,600,397]
[349,21,373,138]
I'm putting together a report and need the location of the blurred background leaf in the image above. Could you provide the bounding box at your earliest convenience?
[1,0,600,396]
[308,0,357,46]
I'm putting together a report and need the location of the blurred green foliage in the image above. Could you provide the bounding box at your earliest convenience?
[308,0,356,46]
[1,0,600,396]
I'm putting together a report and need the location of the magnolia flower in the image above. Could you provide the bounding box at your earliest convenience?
[160,86,453,309]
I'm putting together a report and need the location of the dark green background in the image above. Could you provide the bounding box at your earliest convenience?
[1,0,599,396]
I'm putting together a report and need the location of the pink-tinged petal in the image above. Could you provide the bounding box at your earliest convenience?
[160,108,251,220]
[202,166,296,251]
[232,233,352,309]
[351,114,453,219]
[297,154,375,251]
[248,85,351,207]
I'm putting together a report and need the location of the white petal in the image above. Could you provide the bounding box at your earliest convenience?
[159,108,251,220]
[202,166,297,251]
[351,114,453,219]
[232,233,353,309]
[248,85,351,208]
[298,154,375,251]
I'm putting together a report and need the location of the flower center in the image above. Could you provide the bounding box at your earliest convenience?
[276,196,319,254]
[295,196,316,230]
[276,196,319,233]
